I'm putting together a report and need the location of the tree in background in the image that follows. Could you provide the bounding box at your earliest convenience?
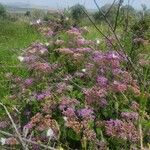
[70,4,86,24]
[0,3,6,18]
[25,11,31,17]
[93,2,136,29]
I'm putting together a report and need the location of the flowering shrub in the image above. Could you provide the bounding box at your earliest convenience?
[0,22,150,150]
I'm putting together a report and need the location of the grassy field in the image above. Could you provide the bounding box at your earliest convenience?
[0,20,42,98]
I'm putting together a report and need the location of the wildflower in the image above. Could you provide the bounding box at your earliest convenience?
[30,62,57,73]
[74,72,84,78]
[59,97,79,111]
[0,138,6,145]
[77,108,95,120]
[0,121,9,128]
[24,123,34,129]
[35,90,51,101]
[63,116,68,121]
[45,42,50,46]
[62,107,76,118]
[76,38,86,46]
[5,137,18,145]
[55,39,64,46]
[66,119,83,134]
[18,56,24,62]
[121,112,139,121]
[105,119,139,142]
[76,48,92,53]
[112,81,127,93]
[46,128,54,138]
[84,86,107,106]
[83,128,97,141]
[106,51,120,60]
[47,30,54,36]
[92,51,105,64]
[56,82,73,94]
[97,76,108,87]
[22,55,37,64]
[130,101,139,111]
[57,48,74,55]
[99,98,108,108]
[24,78,33,86]
[36,19,41,24]
[67,27,81,37]
[73,53,84,61]
[82,69,86,73]
[96,39,100,44]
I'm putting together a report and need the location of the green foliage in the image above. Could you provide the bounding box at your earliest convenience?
[0,3,6,18]
[25,11,31,17]
[70,4,86,23]
[131,19,149,37]
[0,20,43,98]
[93,3,135,27]
[31,9,46,20]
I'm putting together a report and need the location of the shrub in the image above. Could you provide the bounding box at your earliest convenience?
[70,4,86,24]
[0,3,6,18]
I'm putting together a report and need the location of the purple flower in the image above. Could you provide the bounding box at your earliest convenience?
[0,121,9,129]
[24,123,34,129]
[77,108,95,120]
[130,101,139,111]
[24,78,33,86]
[105,119,139,142]
[84,86,107,106]
[97,76,108,87]
[112,68,123,75]
[59,97,79,111]
[46,30,54,36]
[36,93,45,100]
[62,107,76,118]
[92,51,105,63]
[99,98,108,108]
[112,81,127,93]
[23,55,37,63]
[35,90,51,101]
[105,51,120,60]
[76,48,92,53]
[121,112,139,121]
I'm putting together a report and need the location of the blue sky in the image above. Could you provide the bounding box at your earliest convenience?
[0,0,150,10]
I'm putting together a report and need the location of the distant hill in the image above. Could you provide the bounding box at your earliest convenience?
[1,2,51,13]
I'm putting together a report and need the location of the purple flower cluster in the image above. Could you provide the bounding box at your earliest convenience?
[29,62,58,73]
[59,97,79,111]
[77,108,95,120]
[24,78,34,86]
[121,112,139,121]
[67,27,82,37]
[26,42,48,55]
[46,30,54,36]
[105,119,139,142]
[84,86,108,107]
[97,76,108,87]
[35,90,51,101]
[112,81,127,93]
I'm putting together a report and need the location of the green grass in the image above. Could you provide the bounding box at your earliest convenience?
[0,20,43,98]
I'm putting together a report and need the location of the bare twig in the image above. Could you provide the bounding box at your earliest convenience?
[0,130,56,150]
[81,8,126,59]
[92,0,144,84]
[104,0,116,17]
[114,0,123,32]
[0,103,28,150]
[139,123,144,150]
